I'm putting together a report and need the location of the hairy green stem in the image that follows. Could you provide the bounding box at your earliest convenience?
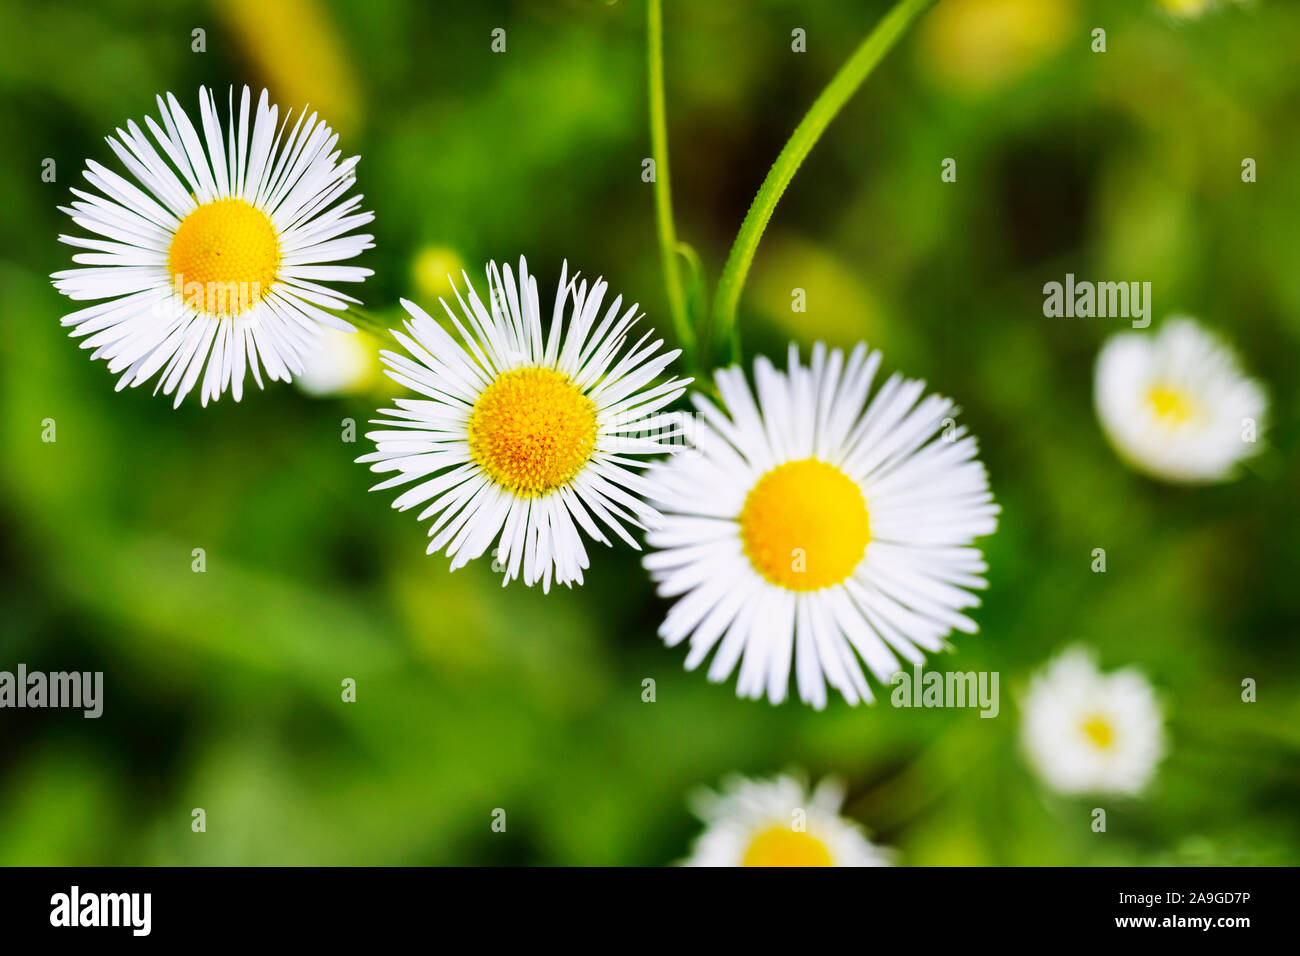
[647,0,694,362]
[709,0,935,360]
[346,306,395,340]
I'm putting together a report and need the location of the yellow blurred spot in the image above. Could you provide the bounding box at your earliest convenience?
[219,0,361,133]
[1147,384,1197,425]
[743,826,833,867]
[751,236,887,351]
[1081,715,1116,750]
[740,459,870,592]
[918,0,1077,95]
[1157,0,1213,16]
[411,246,466,304]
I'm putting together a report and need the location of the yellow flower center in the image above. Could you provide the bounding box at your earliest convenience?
[1146,384,1197,426]
[739,459,870,591]
[167,198,280,316]
[1081,715,1115,750]
[742,826,834,867]
[468,367,598,497]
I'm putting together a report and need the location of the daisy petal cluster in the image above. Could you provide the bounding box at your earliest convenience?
[645,344,999,708]
[52,86,374,406]
[1021,646,1166,796]
[359,257,690,591]
[683,773,892,867]
[1095,317,1266,483]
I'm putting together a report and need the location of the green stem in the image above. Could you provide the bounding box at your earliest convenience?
[709,0,935,360]
[647,0,694,362]
[347,306,395,340]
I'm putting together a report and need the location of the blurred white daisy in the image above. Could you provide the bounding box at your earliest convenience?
[52,86,374,406]
[683,773,891,867]
[644,344,999,709]
[1094,318,1266,484]
[1021,646,1166,796]
[294,328,382,398]
[358,257,690,591]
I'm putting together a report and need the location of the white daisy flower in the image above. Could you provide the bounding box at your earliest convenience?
[1094,317,1266,484]
[1021,646,1166,796]
[683,773,891,867]
[644,344,999,709]
[358,257,690,592]
[51,86,375,407]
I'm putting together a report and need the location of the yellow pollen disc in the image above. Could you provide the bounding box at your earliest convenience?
[167,198,280,316]
[1081,715,1115,750]
[743,826,834,867]
[740,458,870,592]
[1146,384,1197,425]
[468,367,598,497]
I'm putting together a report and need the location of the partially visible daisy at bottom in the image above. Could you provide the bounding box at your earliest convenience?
[644,343,999,709]
[682,773,892,867]
[51,85,374,406]
[1095,317,1266,484]
[1021,646,1166,796]
[358,257,689,591]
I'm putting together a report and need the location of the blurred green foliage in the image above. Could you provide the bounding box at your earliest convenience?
[0,0,1297,865]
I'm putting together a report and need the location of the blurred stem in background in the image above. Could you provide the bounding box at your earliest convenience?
[647,0,697,372]
[708,0,936,365]
[346,306,395,340]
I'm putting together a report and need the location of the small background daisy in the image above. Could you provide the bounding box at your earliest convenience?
[293,328,384,398]
[1094,317,1266,484]
[1021,647,1167,796]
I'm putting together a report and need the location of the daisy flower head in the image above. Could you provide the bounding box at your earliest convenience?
[52,86,375,406]
[683,773,891,867]
[1094,317,1266,484]
[1021,646,1166,796]
[358,257,690,592]
[644,344,999,709]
